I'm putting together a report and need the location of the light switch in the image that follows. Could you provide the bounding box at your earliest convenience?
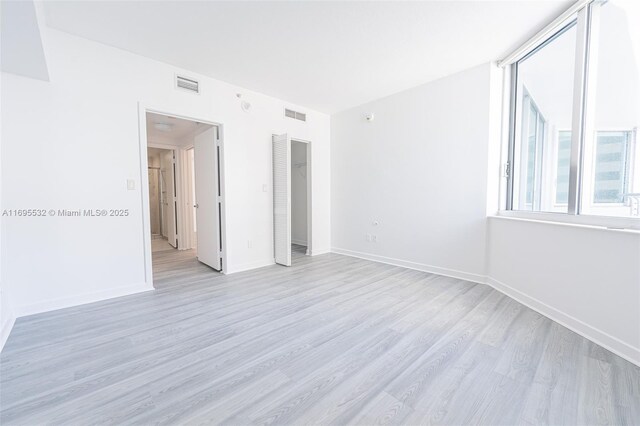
[127,179,136,190]
[262,184,268,192]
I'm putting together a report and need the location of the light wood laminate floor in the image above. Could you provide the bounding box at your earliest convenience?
[1,250,638,425]
[151,238,218,290]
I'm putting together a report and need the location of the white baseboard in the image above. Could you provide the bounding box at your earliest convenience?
[226,249,331,273]
[487,276,639,366]
[3,250,637,367]
[291,238,308,246]
[1,313,16,353]
[330,247,639,367]
[14,282,154,318]
[331,247,486,284]
[226,259,275,274]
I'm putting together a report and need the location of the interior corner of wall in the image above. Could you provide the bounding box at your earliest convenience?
[31,0,51,82]
[0,281,16,353]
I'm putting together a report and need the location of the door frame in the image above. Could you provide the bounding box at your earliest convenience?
[138,103,228,288]
[173,142,196,252]
[291,138,312,256]
[272,135,313,257]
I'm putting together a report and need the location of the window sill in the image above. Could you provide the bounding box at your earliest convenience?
[490,211,640,234]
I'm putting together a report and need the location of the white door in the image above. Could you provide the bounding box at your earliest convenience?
[194,127,222,270]
[273,134,291,266]
[187,148,197,249]
[161,150,177,247]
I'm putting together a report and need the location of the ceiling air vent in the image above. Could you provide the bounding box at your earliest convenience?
[176,75,200,94]
[285,108,306,122]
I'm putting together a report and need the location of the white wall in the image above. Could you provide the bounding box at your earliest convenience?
[331,64,491,283]
[2,7,637,369]
[1,27,331,316]
[487,217,640,364]
[483,4,640,366]
[331,59,640,366]
[0,0,16,351]
[291,141,307,246]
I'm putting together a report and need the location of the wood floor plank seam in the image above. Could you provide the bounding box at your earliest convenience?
[1,246,638,425]
[0,260,436,420]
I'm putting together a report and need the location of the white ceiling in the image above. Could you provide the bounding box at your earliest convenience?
[43,0,572,114]
[146,112,211,144]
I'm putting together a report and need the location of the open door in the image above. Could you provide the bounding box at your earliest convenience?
[273,134,291,266]
[160,150,177,247]
[194,127,222,270]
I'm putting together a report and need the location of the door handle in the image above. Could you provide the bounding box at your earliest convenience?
[194,204,199,208]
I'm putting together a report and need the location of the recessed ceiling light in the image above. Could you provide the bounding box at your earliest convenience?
[154,122,173,132]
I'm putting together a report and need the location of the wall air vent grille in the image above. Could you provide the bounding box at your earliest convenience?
[285,108,306,122]
[176,75,200,94]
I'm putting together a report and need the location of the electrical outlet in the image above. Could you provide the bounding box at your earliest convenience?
[366,234,371,242]
[372,235,378,243]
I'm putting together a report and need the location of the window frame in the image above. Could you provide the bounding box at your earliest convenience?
[506,20,577,212]
[501,0,640,230]
[518,88,547,211]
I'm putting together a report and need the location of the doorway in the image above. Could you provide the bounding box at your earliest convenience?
[147,147,177,248]
[142,110,225,288]
[272,134,312,266]
[291,140,309,260]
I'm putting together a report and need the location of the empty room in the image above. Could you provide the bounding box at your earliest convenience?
[1,0,638,424]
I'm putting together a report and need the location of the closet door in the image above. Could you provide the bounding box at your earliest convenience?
[273,134,292,266]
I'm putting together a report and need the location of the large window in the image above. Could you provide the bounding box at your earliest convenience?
[506,0,639,222]
[580,0,639,218]
[510,22,577,213]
